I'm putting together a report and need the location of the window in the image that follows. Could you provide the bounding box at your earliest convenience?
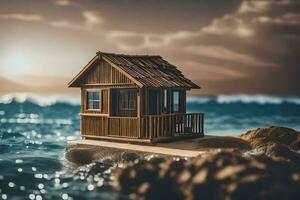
[173,91,180,112]
[163,89,168,113]
[119,89,137,110]
[86,90,101,110]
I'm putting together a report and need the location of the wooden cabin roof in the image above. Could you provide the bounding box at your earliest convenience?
[68,51,200,89]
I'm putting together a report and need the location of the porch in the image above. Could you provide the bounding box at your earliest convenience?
[81,112,204,143]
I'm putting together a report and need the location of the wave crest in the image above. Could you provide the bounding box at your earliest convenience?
[0,93,80,107]
[1,93,300,107]
[187,95,300,105]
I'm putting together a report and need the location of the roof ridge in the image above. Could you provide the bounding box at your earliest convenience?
[97,51,162,58]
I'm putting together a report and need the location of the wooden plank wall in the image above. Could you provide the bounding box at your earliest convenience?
[81,116,139,138]
[82,59,133,85]
[82,116,109,136]
[109,117,139,138]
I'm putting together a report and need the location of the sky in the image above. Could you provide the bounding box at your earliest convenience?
[0,0,300,96]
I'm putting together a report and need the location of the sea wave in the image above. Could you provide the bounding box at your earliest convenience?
[0,93,80,107]
[187,94,300,105]
[1,93,300,107]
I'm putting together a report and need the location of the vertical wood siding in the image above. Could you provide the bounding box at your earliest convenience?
[81,116,139,138]
[82,116,109,136]
[81,59,133,85]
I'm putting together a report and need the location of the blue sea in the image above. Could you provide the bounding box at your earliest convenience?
[0,93,300,199]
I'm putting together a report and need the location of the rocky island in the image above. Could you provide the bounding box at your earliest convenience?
[66,126,300,200]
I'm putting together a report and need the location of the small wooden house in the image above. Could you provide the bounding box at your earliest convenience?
[68,51,204,143]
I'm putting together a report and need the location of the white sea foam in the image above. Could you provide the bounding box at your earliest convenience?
[1,93,299,106]
[0,93,80,106]
[186,96,211,104]
[187,94,300,105]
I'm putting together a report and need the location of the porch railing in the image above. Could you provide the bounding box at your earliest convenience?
[81,113,204,141]
[140,113,204,139]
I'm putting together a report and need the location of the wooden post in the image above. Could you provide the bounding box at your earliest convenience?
[108,88,111,116]
[201,113,204,135]
[149,116,153,140]
[169,89,172,113]
[137,88,141,138]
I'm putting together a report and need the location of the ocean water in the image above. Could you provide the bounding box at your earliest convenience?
[0,93,300,199]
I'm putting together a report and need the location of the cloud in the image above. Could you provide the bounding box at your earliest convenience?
[0,13,42,22]
[254,13,300,26]
[102,0,298,93]
[55,0,73,6]
[201,14,254,37]
[186,61,246,81]
[238,0,270,13]
[107,29,200,51]
[82,11,103,30]
[237,0,300,14]
[49,20,82,29]
[271,13,300,26]
[49,10,103,31]
[1,0,299,95]
[107,1,258,52]
[185,45,276,67]
[0,10,103,32]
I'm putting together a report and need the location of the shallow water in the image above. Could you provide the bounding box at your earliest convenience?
[0,100,122,200]
[0,93,300,199]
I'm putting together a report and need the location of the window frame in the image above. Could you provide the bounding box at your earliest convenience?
[86,89,102,111]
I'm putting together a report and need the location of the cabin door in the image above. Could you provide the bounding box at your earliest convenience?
[148,89,159,115]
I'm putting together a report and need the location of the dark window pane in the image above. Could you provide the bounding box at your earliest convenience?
[88,101,93,109]
[88,92,93,100]
[129,100,135,109]
[94,92,99,101]
[119,89,137,110]
[173,104,179,112]
[173,91,180,112]
[93,101,99,109]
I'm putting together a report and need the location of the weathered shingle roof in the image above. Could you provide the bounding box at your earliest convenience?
[69,51,200,89]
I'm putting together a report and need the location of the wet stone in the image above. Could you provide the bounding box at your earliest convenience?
[114,149,300,200]
[65,147,96,165]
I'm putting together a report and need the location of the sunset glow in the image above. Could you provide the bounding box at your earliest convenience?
[3,52,28,75]
[0,0,299,95]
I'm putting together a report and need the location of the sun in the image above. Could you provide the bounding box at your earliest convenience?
[3,52,28,75]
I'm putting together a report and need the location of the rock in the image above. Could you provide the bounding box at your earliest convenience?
[88,160,114,174]
[240,126,299,149]
[121,152,140,162]
[197,136,251,150]
[241,126,300,165]
[114,150,300,200]
[65,145,96,165]
[65,144,150,165]
[290,134,300,151]
[254,142,300,165]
